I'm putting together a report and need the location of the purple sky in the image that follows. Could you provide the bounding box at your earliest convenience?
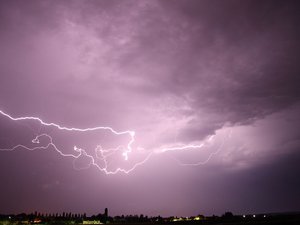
[0,0,300,217]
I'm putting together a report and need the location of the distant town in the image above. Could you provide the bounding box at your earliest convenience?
[0,208,300,225]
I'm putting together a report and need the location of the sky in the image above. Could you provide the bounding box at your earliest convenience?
[0,0,300,217]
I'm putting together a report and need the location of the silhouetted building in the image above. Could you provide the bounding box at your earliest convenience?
[105,208,108,218]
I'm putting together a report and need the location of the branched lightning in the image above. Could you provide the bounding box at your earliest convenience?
[173,130,231,166]
[0,109,227,174]
[0,109,141,174]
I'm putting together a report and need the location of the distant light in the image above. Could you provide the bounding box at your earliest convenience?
[253,215,256,218]
[83,220,102,224]
[8,216,11,219]
[264,215,266,218]
[242,215,246,218]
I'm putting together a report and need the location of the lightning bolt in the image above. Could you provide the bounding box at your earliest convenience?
[155,134,215,154]
[0,109,227,174]
[0,109,142,174]
[172,130,231,166]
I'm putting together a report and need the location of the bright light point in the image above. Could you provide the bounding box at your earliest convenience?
[243,215,246,218]
[253,215,256,218]
[32,138,39,143]
[122,152,128,161]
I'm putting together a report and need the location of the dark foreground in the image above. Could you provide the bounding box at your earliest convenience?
[1,212,300,225]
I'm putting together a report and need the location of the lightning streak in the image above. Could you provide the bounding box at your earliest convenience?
[0,109,140,174]
[0,109,226,174]
[174,129,231,166]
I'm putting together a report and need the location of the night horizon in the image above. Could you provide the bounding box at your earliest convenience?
[0,0,300,219]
